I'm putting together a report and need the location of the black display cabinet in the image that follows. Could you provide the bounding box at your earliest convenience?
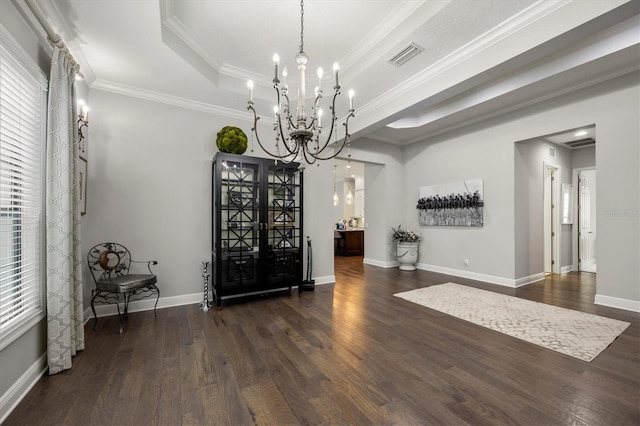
[211,153,303,307]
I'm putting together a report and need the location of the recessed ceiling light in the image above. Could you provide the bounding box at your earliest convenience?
[574,130,588,137]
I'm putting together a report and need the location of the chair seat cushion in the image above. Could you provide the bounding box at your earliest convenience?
[96,274,157,293]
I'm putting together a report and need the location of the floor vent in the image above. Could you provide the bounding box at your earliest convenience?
[565,138,595,148]
[387,43,424,67]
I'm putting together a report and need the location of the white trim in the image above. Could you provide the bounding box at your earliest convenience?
[0,24,48,87]
[313,275,336,285]
[594,294,640,313]
[363,258,399,268]
[83,292,202,323]
[417,263,520,288]
[0,312,45,352]
[91,79,252,121]
[560,265,573,274]
[0,353,47,424]
[544,161,562,275]
[514,272,546,287]
[83,279,337,322]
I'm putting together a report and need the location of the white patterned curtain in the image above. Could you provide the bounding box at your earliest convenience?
[46,46,84,375]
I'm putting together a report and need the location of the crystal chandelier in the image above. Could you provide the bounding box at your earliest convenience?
[246,0,355,164]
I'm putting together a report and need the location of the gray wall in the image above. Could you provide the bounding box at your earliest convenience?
[401,73,638,303]
[84,89,338,304]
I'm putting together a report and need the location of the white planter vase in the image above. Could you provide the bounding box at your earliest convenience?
[396,242,419,271]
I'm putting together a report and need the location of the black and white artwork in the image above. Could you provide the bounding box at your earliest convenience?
[417,179,484,227]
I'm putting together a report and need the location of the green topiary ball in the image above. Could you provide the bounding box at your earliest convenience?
[216,126,248,154]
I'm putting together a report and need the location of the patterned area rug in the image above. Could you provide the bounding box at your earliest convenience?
[394,283,630,362]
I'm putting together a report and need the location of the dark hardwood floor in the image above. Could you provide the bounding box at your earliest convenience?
[5,256,639,425]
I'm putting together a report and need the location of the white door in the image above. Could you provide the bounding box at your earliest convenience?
[579,170,597,272]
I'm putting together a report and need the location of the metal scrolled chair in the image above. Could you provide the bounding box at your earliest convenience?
[88,242,160,333]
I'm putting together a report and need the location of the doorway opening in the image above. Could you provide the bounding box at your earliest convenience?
[333,159,365,263]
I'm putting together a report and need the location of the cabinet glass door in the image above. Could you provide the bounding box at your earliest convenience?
[266,164,302,286]
[220,159,260,289]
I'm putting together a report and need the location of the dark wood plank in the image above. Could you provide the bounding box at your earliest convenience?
[4,255,639,425]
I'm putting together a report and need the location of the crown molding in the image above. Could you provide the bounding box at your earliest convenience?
[91,79,251,121]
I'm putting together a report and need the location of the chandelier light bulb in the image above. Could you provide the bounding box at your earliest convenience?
[333,62,340,87]
[348,89,355,110]
[273,53,280,80]
[333,192,339,206]
[247,80,254,102]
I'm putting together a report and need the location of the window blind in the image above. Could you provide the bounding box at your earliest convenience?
[0,39,46,346]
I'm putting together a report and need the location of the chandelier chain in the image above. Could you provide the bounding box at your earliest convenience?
[299,0,304,53]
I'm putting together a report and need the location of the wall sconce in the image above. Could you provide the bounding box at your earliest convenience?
[77,99,89,154]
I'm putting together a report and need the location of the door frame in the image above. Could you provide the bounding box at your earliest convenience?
[544,161,561,275]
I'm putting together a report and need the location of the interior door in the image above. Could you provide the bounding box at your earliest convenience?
[579,170,597,273]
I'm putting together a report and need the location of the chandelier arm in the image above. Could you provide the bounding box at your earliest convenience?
[306,93,323,131]
[273,85,299,156]
[279,91,297,131]
[247,103,297,160]
[310,88,341,154]
[308,110,355,161]
[302,142,320,165]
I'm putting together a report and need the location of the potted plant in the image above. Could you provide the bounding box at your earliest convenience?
[216,126,248,154]
[391,225,421,271]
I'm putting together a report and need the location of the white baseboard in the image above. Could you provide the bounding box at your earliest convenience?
[313,275,335,285]
[363,258,398,268]
[561,265,573,274]
[514,273,546,287]
[594,294,640,313]
[83,276,337,323]
[84,292,203,323]
[417,263,521,288]
[0,353,47,424]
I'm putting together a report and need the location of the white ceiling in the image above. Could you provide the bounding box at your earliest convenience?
[29,0,639,149]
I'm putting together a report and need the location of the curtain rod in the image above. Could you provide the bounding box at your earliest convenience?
[24,0,82,76]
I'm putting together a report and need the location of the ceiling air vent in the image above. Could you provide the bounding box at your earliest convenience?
[387,43,424,67]
[565,138,595,149]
